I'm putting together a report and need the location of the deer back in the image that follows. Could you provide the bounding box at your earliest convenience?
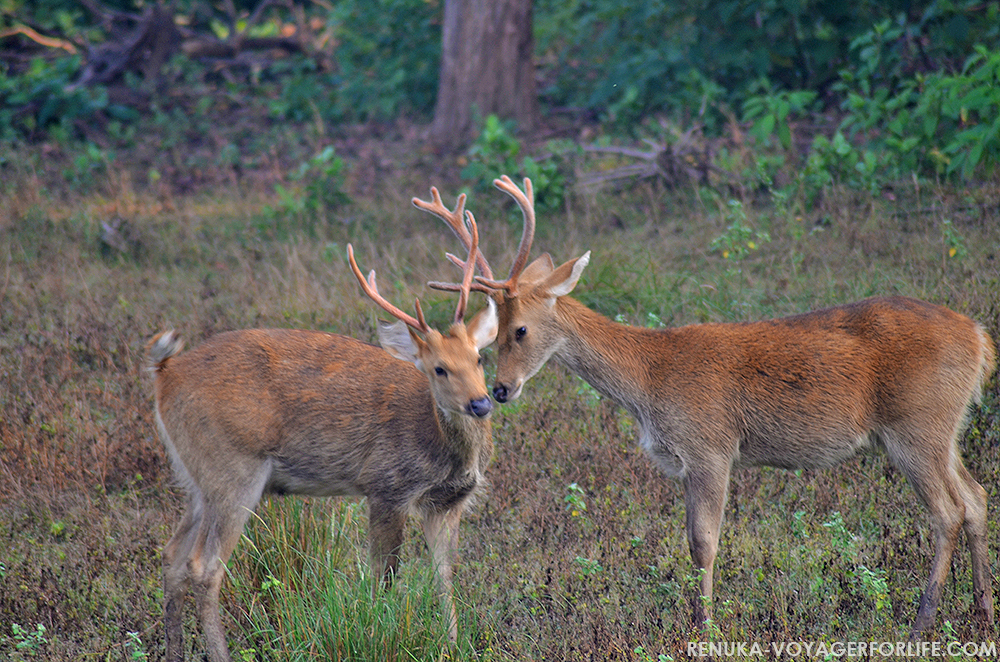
[152,327,491,508]
[501,284,995,472]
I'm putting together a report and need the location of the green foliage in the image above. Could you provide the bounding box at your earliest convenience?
[264,56,334,123]
[293,146,350,215]
[853,565,891,614]
[803,131,881,195]
[837,17,1000,180]
[709,200,770,260]
[463,115,521,182]
[535,0,716,128]
[535,0,955,131]
[264,146,350,237]
[742,85,818,149]
[262,2,441,125]
[231,499,478,660]
[941,219,967,262]
[634,646,674,662]
[124,631,148,662]
[821,512,892,618]
[572,556,604,578]
[4,623,48,658]
[62,141,114,191]
[0,57,135,142]
[323,0,440,122]
[462,115,568,213]
[930,46,1000,178]
[1,0,438,143]
[564,482,588,516]
[1,0,91,37]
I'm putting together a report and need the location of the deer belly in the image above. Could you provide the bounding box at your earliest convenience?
[267,458,365,497]
[737,428,875,470]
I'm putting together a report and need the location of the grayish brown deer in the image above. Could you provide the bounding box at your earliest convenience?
[418,176,996,635]
[147,215,497,662]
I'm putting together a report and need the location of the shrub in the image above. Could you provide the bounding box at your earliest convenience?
[462,115,568,213]
[839,43,1000,179]
[0,56,135,142]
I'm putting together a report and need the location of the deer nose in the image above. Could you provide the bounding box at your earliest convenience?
[492,384,508,403]
[467,396,493,418]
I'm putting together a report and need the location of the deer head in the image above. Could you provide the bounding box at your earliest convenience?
[347,208,498,418]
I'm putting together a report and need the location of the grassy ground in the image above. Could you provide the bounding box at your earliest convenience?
[0,138,998,660]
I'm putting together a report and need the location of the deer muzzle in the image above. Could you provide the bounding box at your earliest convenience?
[467,396,493,418]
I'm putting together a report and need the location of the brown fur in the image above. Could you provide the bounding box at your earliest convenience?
[423,176,995,634]
[148,304,497,661]
[495,257,995,635]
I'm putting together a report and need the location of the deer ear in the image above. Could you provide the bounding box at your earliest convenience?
[378,320,424,367]
[467,298,498,351]
[541,251,590,299]
[519,253,555,287]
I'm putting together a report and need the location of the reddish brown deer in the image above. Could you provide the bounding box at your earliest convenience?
[147,217,497,662]
[418,176,996,635]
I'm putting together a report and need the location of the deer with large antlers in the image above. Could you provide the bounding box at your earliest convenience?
[416,176,996,635]
[147,217,497,662]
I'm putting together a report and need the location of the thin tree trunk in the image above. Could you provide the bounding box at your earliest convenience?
[431,0,537,150]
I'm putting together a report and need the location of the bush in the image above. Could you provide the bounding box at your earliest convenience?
[323,0,441,122]
[461,115,568,213]
[0,56,135,142]
[839,43,1000,179]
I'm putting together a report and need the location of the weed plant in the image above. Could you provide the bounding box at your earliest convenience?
[0,142,998,660]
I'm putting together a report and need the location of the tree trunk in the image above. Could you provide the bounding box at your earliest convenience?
[431,0,537,150]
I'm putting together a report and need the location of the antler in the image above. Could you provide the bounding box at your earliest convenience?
[347,210,481,330]
[451,207,481,324]
[347,244,429,334]
[412,187,495,281]
[474,175,536,297]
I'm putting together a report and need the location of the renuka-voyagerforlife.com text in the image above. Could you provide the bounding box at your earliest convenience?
[687,640,998,658]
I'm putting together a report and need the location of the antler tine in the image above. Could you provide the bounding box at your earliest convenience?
[413,186,494,280]
[347,244,429,334]
[476,175,535,295]
[428,276,498,295]
[497,176,535,283]
[452,210,481,324]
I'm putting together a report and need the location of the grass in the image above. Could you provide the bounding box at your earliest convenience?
[0,138,998,660]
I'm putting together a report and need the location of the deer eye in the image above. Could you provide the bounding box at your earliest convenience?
[515,326,527,341]
[477,355,484,366]
[435,366,447,377]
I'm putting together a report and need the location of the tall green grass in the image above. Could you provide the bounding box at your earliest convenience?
[224,499,495,661]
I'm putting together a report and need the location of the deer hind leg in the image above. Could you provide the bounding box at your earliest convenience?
[422,506,465,642]
[955,460,994,626]
[163,500,201,662]
[682,460,731,627]
[883,430,966,634]
[188,465,271,662]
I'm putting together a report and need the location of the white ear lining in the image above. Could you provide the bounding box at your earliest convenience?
[377,320,421,366]
[546,251,591,298]
[469,298,499,351]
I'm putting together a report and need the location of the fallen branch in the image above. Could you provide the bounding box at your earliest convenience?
[0,24,78,54]
[70,3,181,89]
[70,0,302,94]
[578,131,734,190]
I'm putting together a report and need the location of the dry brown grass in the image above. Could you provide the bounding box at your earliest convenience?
[1,147,998,659]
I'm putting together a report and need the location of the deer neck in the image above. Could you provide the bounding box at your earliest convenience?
[554,296,654,413]
[436,406,493,471]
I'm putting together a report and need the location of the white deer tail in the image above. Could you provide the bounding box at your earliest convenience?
[146,330,184,371]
